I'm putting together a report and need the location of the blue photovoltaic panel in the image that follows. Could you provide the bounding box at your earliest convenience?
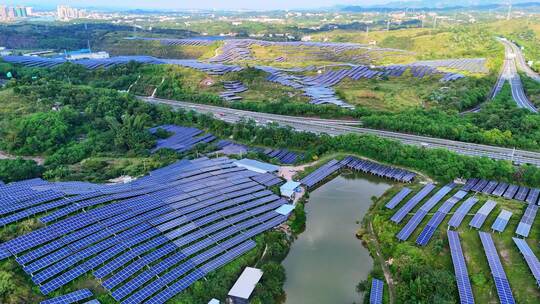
[526,188,540,205]
[300,159,343,188]
[491,210,512,232]
[512,237,540,286]
[471,179,488,192]
[469,200,497,229]
[514,186,530,201]
[479,232,515,304]
[385,187,412,209]
[461,178,478,192]
[503,185,519,200]
[481,180,499,194]
[492,182,509,197]
[447,231,475,304]
[516,204,538,237]
[416,190,467,246]
[370,278,384,304]
[391,183,436,223]
[448,197,479,228]
[40,289,93,304]
[396,184,455,240]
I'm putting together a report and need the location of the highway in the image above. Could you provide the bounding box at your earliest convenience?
[496,38,538,112]
[141,96,540,167]
[503,39,540,82]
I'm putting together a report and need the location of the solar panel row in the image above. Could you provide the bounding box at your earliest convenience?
[491,210,513,233]
[396,184,455,241]
[479,232,516,304]
[515,204,538,237]
[416,190,467,246]
[469,200,497,229]
[447,231,475,304]
[39,288,93,304]
[369,278,384,304]
[341,156,416,183]
[391,183,436,224]
[448,197,479,228]
[465,178,538,203]
[385,187,412,209]
[512,237,540,287]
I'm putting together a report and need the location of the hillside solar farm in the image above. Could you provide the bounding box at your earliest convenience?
[3,4,540,304]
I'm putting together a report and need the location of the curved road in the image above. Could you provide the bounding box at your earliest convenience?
[496,38,538,112]
[141,97,540,167]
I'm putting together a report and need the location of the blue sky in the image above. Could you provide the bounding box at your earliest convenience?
[3,1,388,10]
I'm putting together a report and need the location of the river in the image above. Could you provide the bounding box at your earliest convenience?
[282,172,392,304]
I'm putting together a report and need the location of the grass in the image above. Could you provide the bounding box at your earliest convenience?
[334,73,442,111]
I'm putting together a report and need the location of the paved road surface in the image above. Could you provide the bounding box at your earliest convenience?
[141,97,540,167]
[495,38,538,112]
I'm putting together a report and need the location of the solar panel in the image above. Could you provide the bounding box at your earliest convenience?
[515,204,538,237]
[469,200,497,229]
[512,237,540,287]
[385,187,412,209]
[447,231,475,304]
[40,289,93,304]
[370,278,384,304]
[479,232,516,304]
[416,190,467,246]
[391,183,436,223]
[448,197,479,228]
[526,188,540,205]
[491,210,512,232]
[396,184,455,240]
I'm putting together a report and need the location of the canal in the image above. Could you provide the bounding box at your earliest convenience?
[283,172,392,304]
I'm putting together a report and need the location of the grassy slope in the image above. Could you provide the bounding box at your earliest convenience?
[369,183,540,303]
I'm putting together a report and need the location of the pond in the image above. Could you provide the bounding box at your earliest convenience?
[283,173,392,304]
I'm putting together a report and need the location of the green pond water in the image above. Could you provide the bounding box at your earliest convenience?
[283,173,392,304]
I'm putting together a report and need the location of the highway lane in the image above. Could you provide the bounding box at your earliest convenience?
[141,97,540,167]
[497,38,538,112]
[504,39,540,82]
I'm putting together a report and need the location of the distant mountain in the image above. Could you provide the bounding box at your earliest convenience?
[341,1,540,11]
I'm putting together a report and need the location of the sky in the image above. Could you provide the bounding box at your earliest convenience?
[2,0,389,11]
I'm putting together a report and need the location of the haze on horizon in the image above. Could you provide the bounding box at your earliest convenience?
[2,0,391,10]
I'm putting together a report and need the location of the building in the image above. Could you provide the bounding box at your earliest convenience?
[65,49,110,60]
[57,5,86,21]
[233,159,279,174]
[227,267,263,304]
[279,181,301,199]
[0,5,32,21]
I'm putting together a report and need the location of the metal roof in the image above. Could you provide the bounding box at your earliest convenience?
[228,267,263,299]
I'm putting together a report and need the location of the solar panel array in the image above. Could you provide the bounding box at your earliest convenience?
[149,125,216,153]
[40,288,93,304]
[512,237,540,287]
[220,81,247,101]
[463,179,538,204]
[516,203,538,237]
[0,157,288,301]
[385,187,412,209]
[491,210,513,232]
[447,231,475,304]
[300,159,344,188]
[369,278,384,304]
[448,197,479,228]
[469,200,497,229]
[416,190,467,246]
[479,232,516,304]
[216,140,303,165]
[411,58,489,74]
[1,56,243,75]
[396,184,455,241]
[341,156,416,183]
[391,183,436,223]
